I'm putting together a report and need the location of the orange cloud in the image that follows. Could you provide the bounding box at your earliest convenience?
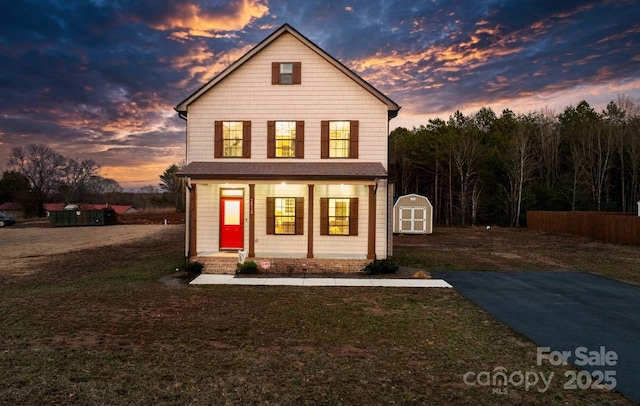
[169,45,255,88]
[150,0,269,38]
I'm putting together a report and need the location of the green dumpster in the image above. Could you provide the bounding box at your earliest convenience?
[48,208,117,227]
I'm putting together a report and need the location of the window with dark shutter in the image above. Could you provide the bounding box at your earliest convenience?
[268,121,304,158]
[320,121,359,159]
[267,197,304,235]
[320,197,358,236]
[271,62,301,85]
[215,121,251,158]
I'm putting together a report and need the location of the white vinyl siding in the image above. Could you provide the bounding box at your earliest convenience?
[186,33,389,166]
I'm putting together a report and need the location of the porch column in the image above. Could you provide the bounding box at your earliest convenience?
[249,184,255,257]
[189,184,197,257]
[367,184,376,260]
[307,184,314,258]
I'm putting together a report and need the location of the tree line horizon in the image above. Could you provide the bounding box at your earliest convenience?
[0,144,184,217]
[390,94,640,227]
[2,95,639,225]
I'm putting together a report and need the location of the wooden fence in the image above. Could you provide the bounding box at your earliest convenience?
[527,211,640,246]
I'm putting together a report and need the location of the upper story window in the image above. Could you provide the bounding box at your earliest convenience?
[276,121,296,157]
[267,121,304,158]
[214,121,251,158]
[223,121,243,157]
[329,121,350,158]
[321,120,359,159]
[271,62,301,85]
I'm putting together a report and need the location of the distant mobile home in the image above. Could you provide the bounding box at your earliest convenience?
[393,194,433,234]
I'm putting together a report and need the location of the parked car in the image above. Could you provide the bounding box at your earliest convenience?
[0,211,16,227]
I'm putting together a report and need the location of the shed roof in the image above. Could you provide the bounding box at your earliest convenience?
[178,161,387,181]
[174,24,400,119]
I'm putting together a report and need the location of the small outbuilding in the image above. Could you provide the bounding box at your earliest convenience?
[393,193,433,234]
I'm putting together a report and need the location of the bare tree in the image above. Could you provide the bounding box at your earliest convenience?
[86,176,122,204]
[450,126,482,226]
[581,120,615,211]
[612,95,640,211]
[8,144,66,216]
[61,158,100,205]
[536,109,561,189]
[503,120,537,226]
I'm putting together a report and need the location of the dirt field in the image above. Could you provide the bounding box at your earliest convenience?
[2,218,639,284]
[0,222,183,277]
[394,226,640,284]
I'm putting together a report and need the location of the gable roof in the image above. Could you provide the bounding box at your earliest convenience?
[175,23,400,119]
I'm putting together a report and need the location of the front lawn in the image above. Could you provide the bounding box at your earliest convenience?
[0,226,633,404]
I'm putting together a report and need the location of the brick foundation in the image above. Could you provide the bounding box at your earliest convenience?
[193,256,370,275]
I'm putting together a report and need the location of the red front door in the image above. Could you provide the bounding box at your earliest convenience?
[220,197,244,250]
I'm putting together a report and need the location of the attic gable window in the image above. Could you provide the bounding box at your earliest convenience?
[272,62,301,85]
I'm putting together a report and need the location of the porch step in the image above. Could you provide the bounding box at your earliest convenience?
[194,256,238,274]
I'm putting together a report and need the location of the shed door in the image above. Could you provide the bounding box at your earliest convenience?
[399,207,426,233]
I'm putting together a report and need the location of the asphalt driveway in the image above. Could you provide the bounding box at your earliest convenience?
[430,270,640,404]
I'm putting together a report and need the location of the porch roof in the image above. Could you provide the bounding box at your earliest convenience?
[178,162,387,181]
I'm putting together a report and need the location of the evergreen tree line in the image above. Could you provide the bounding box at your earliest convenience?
[390,95,640,227]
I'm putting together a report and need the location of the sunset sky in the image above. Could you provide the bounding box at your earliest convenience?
[1,0,639,190]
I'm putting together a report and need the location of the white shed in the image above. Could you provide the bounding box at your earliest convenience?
[393,194,433,234]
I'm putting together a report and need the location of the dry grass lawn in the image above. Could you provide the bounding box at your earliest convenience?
[0,223,636,404]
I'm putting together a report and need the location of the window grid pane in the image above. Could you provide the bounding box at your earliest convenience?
[275,121,296,158]
[280,63,293,84]
[329,121,350,158]
[275,197,295,235]
[329,198,350,235]
[223,121,243,157]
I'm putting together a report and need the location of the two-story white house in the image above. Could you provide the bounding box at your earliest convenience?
[176,24,400,273]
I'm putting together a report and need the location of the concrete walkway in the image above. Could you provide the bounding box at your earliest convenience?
[190,274,452,287]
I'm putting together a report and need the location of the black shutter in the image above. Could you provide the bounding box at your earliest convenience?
[266,197,275,235]
[293,62,302,84]
[349,198,358,236]
[321,121,329,159]
[271,62,280,84]
[242,121,251,158]
[295,197,304,235]
[350,120,359,159]
[296,121,304,158]
[214,121,223,158]
[267,121,276,158]
[320,198,329,235]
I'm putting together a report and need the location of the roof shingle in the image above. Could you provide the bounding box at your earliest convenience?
[178,162,387,180]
